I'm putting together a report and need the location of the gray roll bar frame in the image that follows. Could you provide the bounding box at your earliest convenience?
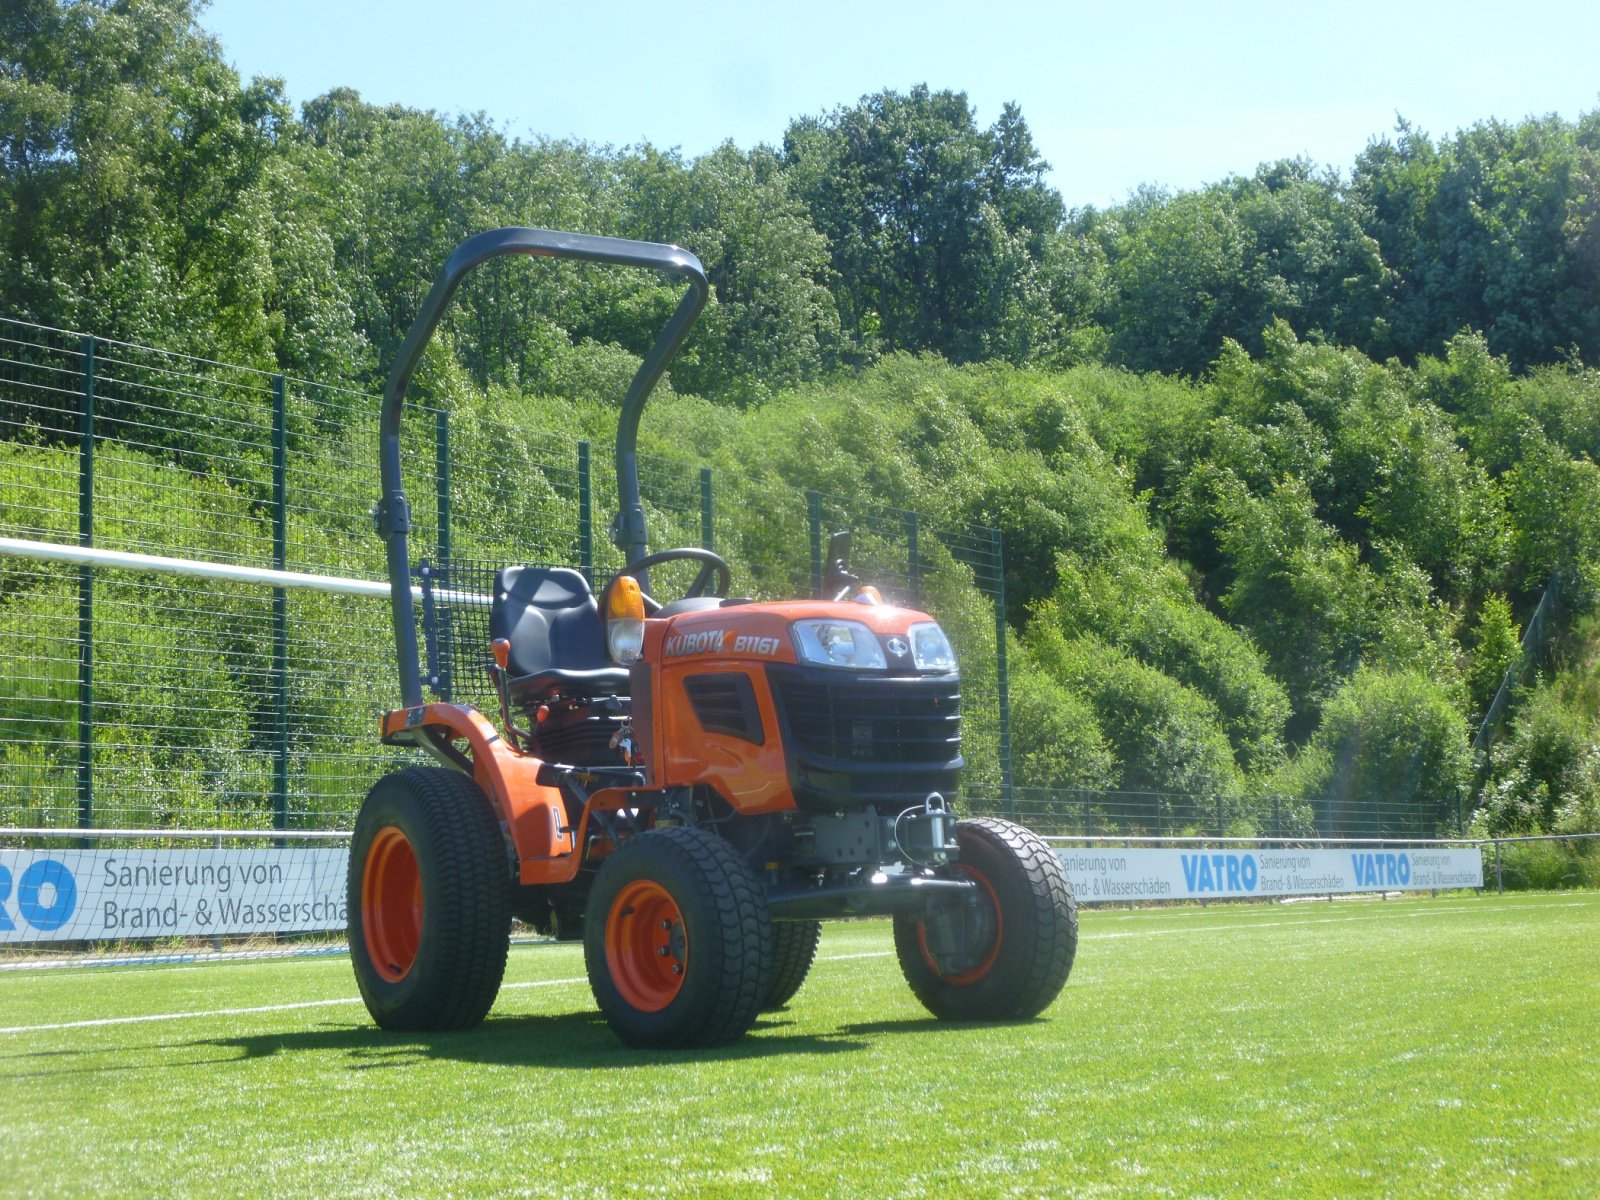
[376,227,710,708]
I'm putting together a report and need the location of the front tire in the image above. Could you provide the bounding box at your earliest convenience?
[347,766,511,1031]
[894,818,1077,1021]
[585,827,773,1048]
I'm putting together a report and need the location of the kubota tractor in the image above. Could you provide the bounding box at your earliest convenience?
[350,228,1078,1048]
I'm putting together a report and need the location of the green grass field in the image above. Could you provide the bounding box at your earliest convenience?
[3,893,1598,1198]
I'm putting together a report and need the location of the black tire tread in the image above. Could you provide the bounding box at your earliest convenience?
[764,920,822,1011]
[348,766,511,1032]
[585,827,773,1048]
[894,817,1077,1021]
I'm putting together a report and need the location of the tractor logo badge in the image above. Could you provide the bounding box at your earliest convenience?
[664,629,729,657]
[887,636,910,658]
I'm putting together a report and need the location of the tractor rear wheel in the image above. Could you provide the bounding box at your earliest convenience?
[347,766,511,1031]
[584,827,773,1048]
[764,921,822,1011]
[894,818,1077,1021]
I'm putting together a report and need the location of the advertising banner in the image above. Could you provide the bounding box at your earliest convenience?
[1056,846,1484,904]
[0,843,1488,941]
[0,849,349,944]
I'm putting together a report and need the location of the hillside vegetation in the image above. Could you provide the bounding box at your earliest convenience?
[2,1,1598,837]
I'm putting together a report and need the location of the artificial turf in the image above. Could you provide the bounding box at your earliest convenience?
[2,892,1597,1198]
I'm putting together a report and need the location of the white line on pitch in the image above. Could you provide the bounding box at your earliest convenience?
[1087,899,1591,940]
[0,997,362,1035]
[0,954,890,1036]
[0,976,595,1036]
[817,951,894,962]
[1,903,1587,1037]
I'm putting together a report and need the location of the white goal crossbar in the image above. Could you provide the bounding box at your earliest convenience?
[0,535,486,604]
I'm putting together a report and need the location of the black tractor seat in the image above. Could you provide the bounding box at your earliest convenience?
[489,566,629,700]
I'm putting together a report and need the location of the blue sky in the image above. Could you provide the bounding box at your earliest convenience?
[202,0,1600,210]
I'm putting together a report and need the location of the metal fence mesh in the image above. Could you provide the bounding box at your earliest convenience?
[1,318,1021,832]
[0,317,1484,838]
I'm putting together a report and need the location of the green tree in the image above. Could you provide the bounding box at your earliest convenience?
[1084,163,1388,376]
[1213,474,1457,735]
[1025,626,1245,801]
[1476,683,1600,835]
[1353,114,1600,368]
[1289,666,1472,836]
[1007,657,1118,790]
[1467,593,1520,717]
[783,86,1062,363]
[618,142,838,400]
[0,0,292,366]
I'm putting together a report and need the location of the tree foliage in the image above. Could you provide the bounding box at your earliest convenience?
[3,3,1600,835]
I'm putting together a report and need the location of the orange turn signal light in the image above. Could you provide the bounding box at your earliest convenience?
[607,575,645,621]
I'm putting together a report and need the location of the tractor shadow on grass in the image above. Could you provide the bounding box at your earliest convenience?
[194,1010,873,1071]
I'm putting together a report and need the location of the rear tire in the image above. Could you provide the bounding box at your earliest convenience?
[764,921,822,1011]
[348,766,511,1031]
[894,818,1077,1021]
[585,827,772,1048]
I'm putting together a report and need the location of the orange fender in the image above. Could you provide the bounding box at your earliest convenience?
[382,704,578,885]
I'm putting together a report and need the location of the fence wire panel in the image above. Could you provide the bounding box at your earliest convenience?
[987,785,1458,841]
[5,316,1489,839]
[1,318,1016,832]
[0,561,77,828]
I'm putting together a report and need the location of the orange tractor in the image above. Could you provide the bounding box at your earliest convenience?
[350,229,1078,1047]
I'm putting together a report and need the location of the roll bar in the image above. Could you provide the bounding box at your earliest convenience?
[377,227,710,708]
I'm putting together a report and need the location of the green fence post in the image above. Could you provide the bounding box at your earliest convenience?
[76,336,95,834]
[700,467,714,551]
[904,512,921,605]
[990,527,1014,821]
[578,441,593,583]
[272,376,289,834]
[808,490,823,598]
[433,407,453,700]
[434,409,452,567]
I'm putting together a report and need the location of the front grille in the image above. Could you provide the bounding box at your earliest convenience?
[773,672,962,766]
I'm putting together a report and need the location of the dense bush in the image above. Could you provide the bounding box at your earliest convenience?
[3,2,1599,839]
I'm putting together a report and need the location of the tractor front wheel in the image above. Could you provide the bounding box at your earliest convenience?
[894,818,1077,1021]
[585,827,773,1048]
[347,766,511,1031]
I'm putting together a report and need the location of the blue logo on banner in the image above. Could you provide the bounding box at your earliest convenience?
[1350,852,1410,887]
[0,859,79,932]
[1180,852,1259,894]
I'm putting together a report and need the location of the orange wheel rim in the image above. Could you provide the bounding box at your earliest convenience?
[362,825,422,983]
[919,864,1003,986]
[606,880,687,1012]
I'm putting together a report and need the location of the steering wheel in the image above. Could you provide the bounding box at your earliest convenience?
[613,547,731,611]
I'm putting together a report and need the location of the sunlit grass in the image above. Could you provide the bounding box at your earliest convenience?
[4,893,1598,1198]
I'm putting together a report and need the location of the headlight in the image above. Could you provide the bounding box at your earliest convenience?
[908,622,956,671]
[792,619,887,669]
[607,619,645,665]
[606,575,646,665]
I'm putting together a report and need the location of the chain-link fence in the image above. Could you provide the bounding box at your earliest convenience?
[0,318,1016,831]
[2,317,1483,840]
[998,786,1463,840]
